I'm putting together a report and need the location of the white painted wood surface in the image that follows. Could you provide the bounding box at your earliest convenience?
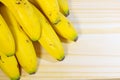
[1,0,120,80]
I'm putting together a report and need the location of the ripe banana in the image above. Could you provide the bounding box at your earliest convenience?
[0,13,15,56]
[0,0,41,41]
[0,52,20,80]
[53,13,78,42]
[31,3,65,61]
[29,0,60,24]
[29,0,78,41]
[57,0,69,16]
[0,5,38,74]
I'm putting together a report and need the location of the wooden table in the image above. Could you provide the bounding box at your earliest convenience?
[1,0,120,79]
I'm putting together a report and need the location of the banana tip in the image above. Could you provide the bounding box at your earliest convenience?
[12,76,20,80]
[74,36,78,42]
[16,77,20,80]
[65,10,70,17]
[57,56,65,61]
[7,53,14,57]
[29,71,36,75]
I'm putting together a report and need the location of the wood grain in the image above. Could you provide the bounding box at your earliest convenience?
[1,0,120,80]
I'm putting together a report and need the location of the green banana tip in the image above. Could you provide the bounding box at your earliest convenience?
[29,71,36,75]
[74,36,78,42]
[16,77,20,80]
[7,53,15,57]
[57,56,65,61]
[65,10,70,17]
[11,76,20,80]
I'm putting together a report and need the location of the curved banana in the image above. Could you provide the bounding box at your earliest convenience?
[57,0,69,16]
[0,13,15,56]
[31,3,65,61]
[0,52,20,80]
[29,0,60,24]
[0,0,41,41]
[0,5,38,74]
[53,13,78,42]
[29,0,78,41]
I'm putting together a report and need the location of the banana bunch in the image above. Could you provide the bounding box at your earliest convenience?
[0,0,78,79]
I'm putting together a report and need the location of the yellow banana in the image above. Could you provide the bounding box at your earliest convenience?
[0,0,41,41]
[31,3,65,61]
[0,52,20,80]
[53,13,78,42]
[0,13,15,56]
[0,5,38,74]
[29,0,78,41]
[57,0,69,16]
[29,0,60,24]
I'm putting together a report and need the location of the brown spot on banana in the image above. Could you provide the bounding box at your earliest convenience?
[16,0,27,5]
[16,0,21,4]
[26,39,29,43]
